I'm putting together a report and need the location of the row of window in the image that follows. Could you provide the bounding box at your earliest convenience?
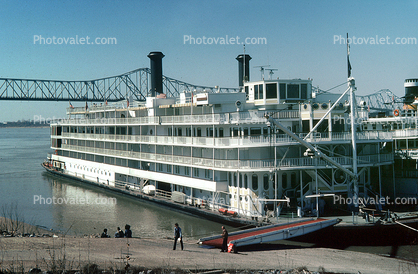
[55,126,272,137]
[251,83,309,101]
[228,172,297,190]
[68,163,112,177]
[156,163,213,179]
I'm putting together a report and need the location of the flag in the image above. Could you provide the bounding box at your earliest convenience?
[368,105,370,112]
[127,99,129,107]
[69,102,74,109]
[105,100,108,105]
[347,33,352,78]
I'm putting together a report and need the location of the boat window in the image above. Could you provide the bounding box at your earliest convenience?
[219,128,224,137]
[258,84,263,99]
[282,173,288,189]
[234,173,237,187]
[197,128,201,137]
[252,174,258,190]
[301,84,308,99]
[208,128,213,137]
[272,174,276,190]
[266,83,277,99]
[243,128,249,136]
[250,128,261,135]
[279,83,286,99]
[244,174,248,188]
[287,84,299,99]
[205,169,211,179]
[239,173,242,188]
[178,128,182,136]
[291,172,297,188]
[254,85,259,100]
[263,174,269,190]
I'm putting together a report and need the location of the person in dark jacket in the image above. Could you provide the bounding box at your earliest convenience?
[101,228,110,238]
[115,227,124,238]
[221,226,228,252]
[124,224,132,238]
[173,223,183,250]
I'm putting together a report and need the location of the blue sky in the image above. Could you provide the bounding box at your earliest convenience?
[0,0,417,122]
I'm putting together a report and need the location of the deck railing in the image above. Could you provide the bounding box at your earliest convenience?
[59,131,392,148]
[60,144,393,170]
[56,110,299,126]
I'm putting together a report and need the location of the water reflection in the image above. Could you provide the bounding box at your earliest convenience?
[42,174,229,240]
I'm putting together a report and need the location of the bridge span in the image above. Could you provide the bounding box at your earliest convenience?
[0,66,403,113]
[0,68,238,102]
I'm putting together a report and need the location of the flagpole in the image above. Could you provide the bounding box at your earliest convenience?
[347,32,358,213]
[347,33,351,78]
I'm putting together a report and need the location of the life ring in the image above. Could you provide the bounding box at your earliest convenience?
[394,109,400,116]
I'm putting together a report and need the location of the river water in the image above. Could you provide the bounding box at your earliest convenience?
[0,127,227,240]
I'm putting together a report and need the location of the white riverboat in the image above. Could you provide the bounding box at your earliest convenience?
[44,51,396,219]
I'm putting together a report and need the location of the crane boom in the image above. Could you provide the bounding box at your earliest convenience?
[264,114,356,179]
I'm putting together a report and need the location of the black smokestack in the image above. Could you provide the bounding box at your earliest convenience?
[147,51,165,96]
[236,54,251,88]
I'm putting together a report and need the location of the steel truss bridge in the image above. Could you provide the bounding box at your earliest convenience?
[0,68,403,111]
[0,68,238,102]
[356,89,403,112]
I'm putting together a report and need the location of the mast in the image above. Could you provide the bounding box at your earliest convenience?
[347,33,359,212]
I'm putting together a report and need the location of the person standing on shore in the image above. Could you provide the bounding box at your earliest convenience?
[221,226,228,252]
[173,223,183,250]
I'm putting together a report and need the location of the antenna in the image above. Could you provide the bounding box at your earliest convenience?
[254,65,270,80]
[265,68,278,80]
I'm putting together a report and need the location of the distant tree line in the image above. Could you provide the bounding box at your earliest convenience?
[0,120,49,128]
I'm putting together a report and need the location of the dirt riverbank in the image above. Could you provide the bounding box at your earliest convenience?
[0,236,417,274]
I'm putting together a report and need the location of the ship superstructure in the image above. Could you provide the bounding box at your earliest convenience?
[362,79,418,200]
[47,52,395,218]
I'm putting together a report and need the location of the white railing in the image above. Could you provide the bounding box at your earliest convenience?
[60,130,392,148]
[392,129,418,138]
[57,116,160,125]
[58,110,299,126]
[60,144,393,170]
